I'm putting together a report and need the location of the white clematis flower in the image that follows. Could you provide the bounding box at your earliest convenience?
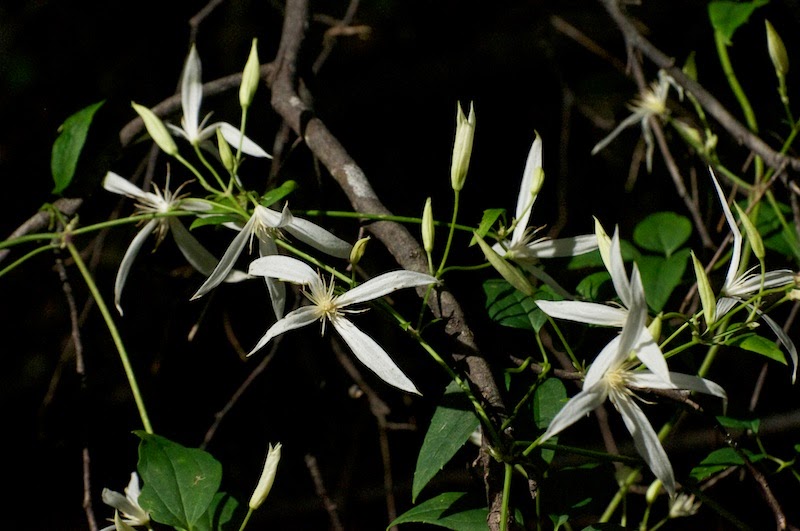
[709,170,797,380]
[492,134,597,295]
[539,263,726,496]
[247,255,438,394]
[592,70,681,172]
[167,45,270,159]
[103,171,247,315]
[191,204,352,319]
[99,472,150,531]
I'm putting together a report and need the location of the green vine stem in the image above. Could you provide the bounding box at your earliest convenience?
[64,231,154,434]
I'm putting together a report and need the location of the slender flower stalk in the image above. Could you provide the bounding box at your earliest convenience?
[248,255,438,394]
[191,204,352,318]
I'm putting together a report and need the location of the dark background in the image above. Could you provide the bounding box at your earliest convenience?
[3,1,800,529]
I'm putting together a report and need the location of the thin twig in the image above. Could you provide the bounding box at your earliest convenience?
[188,0,228,44]
[304,454,345,531]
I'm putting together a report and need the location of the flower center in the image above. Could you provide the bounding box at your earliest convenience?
[303,274,341,335]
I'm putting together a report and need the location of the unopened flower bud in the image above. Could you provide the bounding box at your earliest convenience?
[422,197,434,253]
[669,493,701,518]
[216,128,235,173]
[734,203,764,261]
[475,232,535,297]
[691,251,716,326]
[766,20,789,76]
[645,479,663,505]
[450,101,475,191]
[240,38,261,109]
[350,236,370,266]
[249,442,282,510]
[132,102,178,156]
[648,313,662,343]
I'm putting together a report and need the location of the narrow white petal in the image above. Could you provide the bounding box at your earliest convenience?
[512,134,542,244]
[249,306,321,355]
[255,204,293,229]
[610,229,632,308]
[591,112,644,155]
[258,238,286,319]
[283,216,353,259]
[332,317,420,394]
[535,300,627,327]
[103,172,150,201]
[634,327,671,384]
[540,385,607,442]
[218,122,272,158]
[584,335,624,389]
[724,269,795,297]
[757,310,798,383]
[617,267,648,364]
[248,254,319,286]
[523,235,598,258]
[666,372,727,404]
[191,214,256,300]
[114,220,158,315]
[491,240,512,256]
[716,296,738,318]
[710,170,742,292]
[614,394,676,496]
[182,45,203,139]
[336,270,437,307]
[101,490,141,517]
[169,218,249,282]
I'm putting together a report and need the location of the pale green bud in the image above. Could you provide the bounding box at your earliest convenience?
[450,101,475,191]
[734,203,765,261]
[593,217,612,273]
[682,52,698,81]
[349,236,370,266]
[766,20,789,76]
[240,38,261,109]
[530,167,545,198]
[691,251,716,326]
[673,120,703,152]
[669,493,701,518]
[216,128,236,173]
[647,313,662,343]
[645,479,663,505]
[422,197,434,253]
[474,232,535,297]
[132,102,178,156]
[249,442,282,510]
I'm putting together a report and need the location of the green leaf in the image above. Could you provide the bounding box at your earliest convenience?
[550,514,569,531]
[469,208,505,246]
[195,492,241,531]
[708,0,769,44]
[716,415,760,434]
[389,492,488,531]
[412,380,479,502]
[755,200,800,261]
[726,333,788,365]
[189,214,241,231]
[259,180,298,208]
[533,378,567,464]
[483,279,557,332]
[633,212,691,257]
[51,100,105,194]
[690,447,765,481]
[635,249,689,312]
[136,432,223,530]
[575,271,611,301]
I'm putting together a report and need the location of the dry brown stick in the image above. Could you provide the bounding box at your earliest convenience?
[304,454,345,531]
[188,0,228,44]
[599,0,800,173]
[268,1,509,526]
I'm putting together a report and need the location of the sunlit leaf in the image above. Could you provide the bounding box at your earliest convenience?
[708,0,769,44]
[412,380,479,502]
[469,208,506,246]
[389,492,488,530]
[483,279,558,332]
[690,447,765,481]
[726,333,788,365]
[260,180,297,208]
[635,249,690,312]
[51,100,105,194]
[633,212,691,257]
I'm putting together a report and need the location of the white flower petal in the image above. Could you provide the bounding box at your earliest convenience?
[634,327,670,384]
[259,236,286,319]
[609,229,632,308]
[114,219,158,315]
[710,170,742,292]
[103,172,151,202]
[757,310,798,383]
[591,112,644,156]
[523,235,598,258]
[248,254,319,286]
[540,384,607,442]
[535,300,627,327]
[512,134,542,244]
[283,216,353,259]
[255,204,293,229]
[331,317,420,394]
[191,213,257,300]
[335,270,437,307]
[181,45,203,139]
[249,306,320,355]
[169,218,249,283]
[218,122,272,158]
[584,335,623,389]
[666,372,728,405]
[613,393,676,496]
